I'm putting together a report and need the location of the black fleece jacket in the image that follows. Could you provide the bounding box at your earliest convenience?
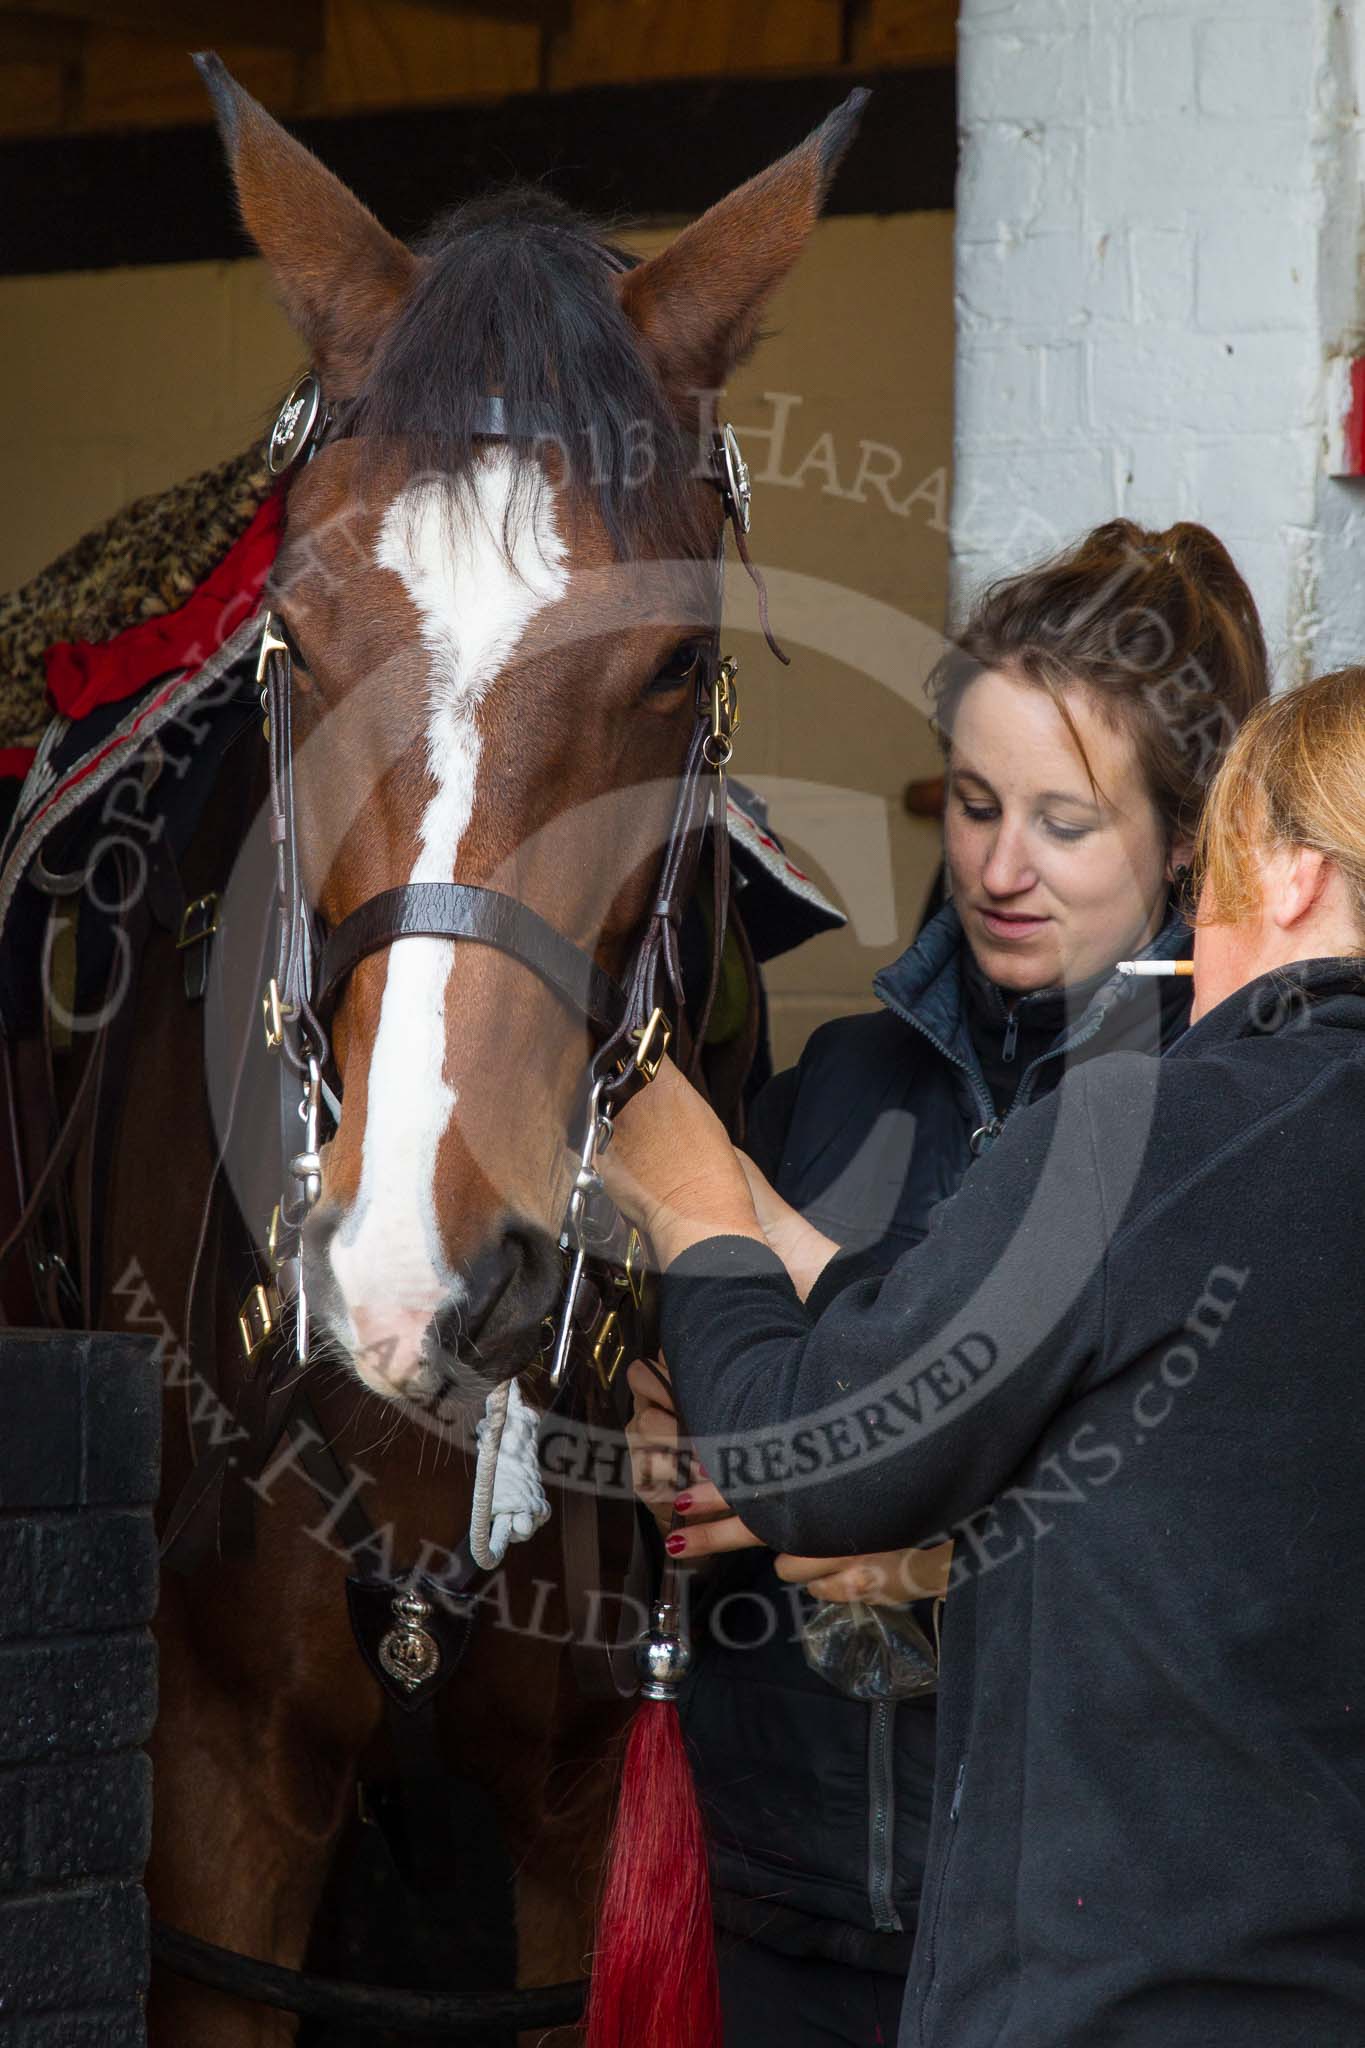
[661,959,1365,2048]
[677,901,1193,1965]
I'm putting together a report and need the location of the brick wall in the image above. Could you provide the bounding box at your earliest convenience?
[0,1333,161,2047]
[952,0,1365,686]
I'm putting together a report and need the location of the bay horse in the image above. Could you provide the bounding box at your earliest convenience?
[2,54,862,2044]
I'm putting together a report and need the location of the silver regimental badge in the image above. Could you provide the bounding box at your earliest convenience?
[721,421,752,534]
[268,372,324,475]
[378,1585,441,1692]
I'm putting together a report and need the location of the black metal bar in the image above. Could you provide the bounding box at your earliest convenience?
[0,64,955,278]
[151,1921,588,2035]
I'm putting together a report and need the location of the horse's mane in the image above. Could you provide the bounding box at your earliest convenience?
[344,188,707,561]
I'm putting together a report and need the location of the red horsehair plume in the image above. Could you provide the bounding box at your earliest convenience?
[584,1594,720,2048]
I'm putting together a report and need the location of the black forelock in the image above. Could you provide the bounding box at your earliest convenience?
[342,187,709,561]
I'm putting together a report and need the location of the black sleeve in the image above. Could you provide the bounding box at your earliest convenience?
[741,1062,800,1184]
[804,1245,891,1317]
[660,1063,1119,1560]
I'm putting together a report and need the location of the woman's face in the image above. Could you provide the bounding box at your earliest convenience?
[943,668,1182,992]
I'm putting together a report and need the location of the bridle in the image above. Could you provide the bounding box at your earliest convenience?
[247,371,771,1394]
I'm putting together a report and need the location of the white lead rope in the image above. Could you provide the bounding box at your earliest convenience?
[469,1376,551,1570]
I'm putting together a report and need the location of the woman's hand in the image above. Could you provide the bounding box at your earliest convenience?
[773,1541,955,1606]
[625,1359,765,1553]
[601,1058,764,1269]
[736,1151,841,1303]
[666,1480,954,1599]
[626,1357,695,1536]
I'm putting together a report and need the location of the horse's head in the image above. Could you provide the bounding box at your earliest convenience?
[200,55,860,1403]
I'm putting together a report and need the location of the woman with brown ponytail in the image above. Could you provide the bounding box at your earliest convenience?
[624,519,1270,2046]
[610,659,1365,2048]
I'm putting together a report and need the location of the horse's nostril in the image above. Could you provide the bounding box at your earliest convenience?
[433,1223,562,1362]
[461,1232,525,1338]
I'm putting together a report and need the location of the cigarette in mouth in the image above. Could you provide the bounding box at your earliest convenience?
[1116,960,1195,977]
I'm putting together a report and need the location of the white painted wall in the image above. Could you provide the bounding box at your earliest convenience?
[952,0,1365,687]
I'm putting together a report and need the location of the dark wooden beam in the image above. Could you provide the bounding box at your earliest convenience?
[0,0,324,50]
[423,0,571,25]
[0,64,956,277]
[0,7,85,61]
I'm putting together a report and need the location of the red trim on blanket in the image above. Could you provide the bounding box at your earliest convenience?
[44,489,284,723]
[26,666,202,838]
[0,747,36,781]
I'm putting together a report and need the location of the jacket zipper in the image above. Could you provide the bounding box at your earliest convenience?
[881,975,1118,1140]
[866,1700,903,1932]
[875,996,999,1138]
[1001,1004,1019,1063]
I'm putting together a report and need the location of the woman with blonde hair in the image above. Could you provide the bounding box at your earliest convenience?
[608,661,1365,2047]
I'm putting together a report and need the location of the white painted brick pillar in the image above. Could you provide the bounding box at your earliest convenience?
[951,0,1365,686]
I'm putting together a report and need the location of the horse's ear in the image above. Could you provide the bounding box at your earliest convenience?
[194,51,417,395]
[619,89,867,410]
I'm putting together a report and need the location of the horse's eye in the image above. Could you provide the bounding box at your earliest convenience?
[643,640,705,697]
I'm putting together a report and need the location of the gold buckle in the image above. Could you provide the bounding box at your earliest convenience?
[262,977,294,1052]
[592,1309,626,1391]
[175,892,219,950]
[704,656,740,768]
[266,1202,283,1272]
[614,1226,646,1310]
[238,1280,280,1361]
[630,1007,670,1082]
[711,656,740,745]
[255,612,289,684]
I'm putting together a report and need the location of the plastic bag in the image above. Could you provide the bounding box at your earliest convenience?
[800,1597,940,1702]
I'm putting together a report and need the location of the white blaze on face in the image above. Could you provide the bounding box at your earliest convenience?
[329,454,567,1395]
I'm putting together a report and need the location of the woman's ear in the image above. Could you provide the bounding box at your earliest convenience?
[1267,844,1333,934]
[1166,835,1196,880]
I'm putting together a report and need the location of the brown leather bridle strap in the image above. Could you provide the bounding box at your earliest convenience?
[315,881,628,1040]
[686,772,732,1075]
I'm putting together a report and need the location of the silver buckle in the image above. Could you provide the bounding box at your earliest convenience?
[268,372,326,475]
[720,421,752,534]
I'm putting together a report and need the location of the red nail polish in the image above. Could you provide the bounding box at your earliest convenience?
[674,1493,694,1513]
[665,1533,687,1555]
[696,1462,709,1480]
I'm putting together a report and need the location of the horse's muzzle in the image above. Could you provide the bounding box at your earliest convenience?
[303,1201,560,1397]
